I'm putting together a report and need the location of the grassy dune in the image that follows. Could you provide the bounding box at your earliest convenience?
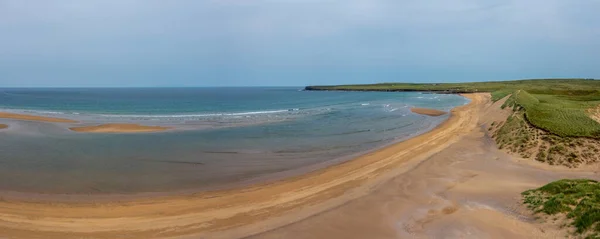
[523,179,600,238]
[502,90,600,138]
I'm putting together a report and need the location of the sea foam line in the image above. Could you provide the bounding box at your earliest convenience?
[97,109,301,118]
[0,108,303,119]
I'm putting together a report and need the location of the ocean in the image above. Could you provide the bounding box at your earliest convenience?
[0,87,469,195]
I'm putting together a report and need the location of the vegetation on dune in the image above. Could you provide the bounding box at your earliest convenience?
[522,179,600,238]
[490,111,600,167]
[501,90,600,138]
[490,89,514,102]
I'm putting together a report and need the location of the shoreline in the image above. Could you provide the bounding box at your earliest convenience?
[0,112,445,202]
[0,94,484,238]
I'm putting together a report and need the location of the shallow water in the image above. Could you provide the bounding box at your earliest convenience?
[0,88,468,194]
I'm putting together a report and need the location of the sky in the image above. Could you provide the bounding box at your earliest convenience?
[1,0,599,87]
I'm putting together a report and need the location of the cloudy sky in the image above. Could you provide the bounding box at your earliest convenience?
[1,0,599,87]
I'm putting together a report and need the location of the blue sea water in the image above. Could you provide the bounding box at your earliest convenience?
[0,88,468,195]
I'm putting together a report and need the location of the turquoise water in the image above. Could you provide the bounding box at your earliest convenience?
[0,88,468,194]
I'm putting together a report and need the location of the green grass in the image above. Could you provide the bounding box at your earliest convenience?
[522,179,600,238]
[306,79,600,95]
[503,90,600,138]
[308,79,600,138]
[491,89,514,102]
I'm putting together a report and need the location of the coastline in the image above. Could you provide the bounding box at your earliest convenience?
[0,94,484,238]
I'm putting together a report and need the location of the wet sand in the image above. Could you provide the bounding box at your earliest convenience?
[0,112,77,123]
[0,94,483,238]
[70,123,171,133]
[411,107,448,116]
[0,93,591,238]
[0,124,7,129]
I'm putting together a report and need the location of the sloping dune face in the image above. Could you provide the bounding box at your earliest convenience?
[0,94,484,239]
[588,105,600,124]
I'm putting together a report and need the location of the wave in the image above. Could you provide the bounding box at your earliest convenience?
[1,108,304,119]
[98,109,295,118]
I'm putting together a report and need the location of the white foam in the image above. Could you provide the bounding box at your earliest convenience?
[98,109,296,118]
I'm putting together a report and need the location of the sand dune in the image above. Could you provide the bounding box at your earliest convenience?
[0,94,484,238]
[410,107,447,116]
[70,123,170,133]
[0,112,77,123]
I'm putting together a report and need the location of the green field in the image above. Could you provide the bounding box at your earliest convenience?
[503,90,600,137]
[307,79,600,138]
[523,179,600,238]
[306,79,600,95]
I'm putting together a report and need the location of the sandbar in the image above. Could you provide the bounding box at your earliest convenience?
[0,112,77,123]
[0,124,7,129]
[410,107,448,116]
[70,123,171,133]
